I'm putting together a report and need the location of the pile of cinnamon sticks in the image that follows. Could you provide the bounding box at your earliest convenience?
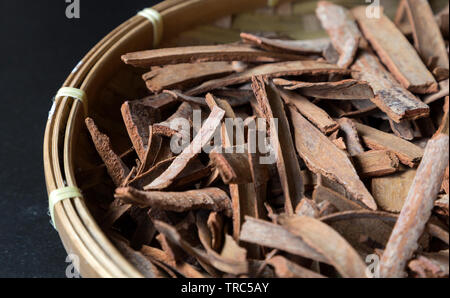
[84,1,449,278]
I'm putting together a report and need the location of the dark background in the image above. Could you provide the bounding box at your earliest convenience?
[0,0,161,278]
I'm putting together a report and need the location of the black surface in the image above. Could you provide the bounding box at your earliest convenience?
[0,0,161,278]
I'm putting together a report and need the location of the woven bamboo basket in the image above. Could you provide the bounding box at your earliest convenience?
[43,0,412,278]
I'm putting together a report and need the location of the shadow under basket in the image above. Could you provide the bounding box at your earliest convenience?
[43,0,406,277]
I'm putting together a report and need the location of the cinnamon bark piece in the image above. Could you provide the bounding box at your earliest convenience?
[289,107,377,210]
[353,121,424,167]
[316,1,362,68]
[211,88,254,107]
[241,32,330,54]
[434,96,449,137]
[154,220,248,275]
[144,106,225,190]
[337,118,364,156]
[313,185,364,212]
[206,94,265,258]
[143,62,236,93]
[121,101,160,162]
[115,187,232,217]
[424,79,449,104]
[436,4,449,39]
[122,44,307,68]
[389,120,414,141]
[380,134,449,278]
[353,150,400,178]
[110,234,163,278]
[319,210,449,246]
[252,77,304,214]
[402,0,449,81]
[274,78,374,100]
[137,93,180,112]
[163,90,208,107]
[268,256,326,278]
[278,215,367,278]
[153,102,193,137]
[209,151,253,185]
[239,217,328,264]
[279,89,339,134]
[85,118,130,186]
[408,251,449,278]
[138,126,163,173]
[141,246,206,278]
[371,167,416,213]
[351,52,430,123]
[129,157,174,189]
[187,60,350,96]
[352,6,438,94]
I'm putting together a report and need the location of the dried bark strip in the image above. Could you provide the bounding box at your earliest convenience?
[337,118,365,156]
[408,250,449,278]
[424,80,449,104]
[253,77,304,214]
[187,60,350,96]
[278,215,367,278]
[353,150,400,178]
[129,157,174,189]
[352,52,430,123]
[153,102,193,137]
[121,101,159,162]
[209,151,253,184]
[279,89,339,134]
[143,62,236,93]
[352,6,438,94]
[110,233,163,278]
[115,187,232,217]
[211,88,254,107]
[268,256,326,278]
[141,245,206,278]
[155,220,249,275]
[163,90,208,107]
[139,126,163,173]
[144,106,225,190]
[137,93,180,112]
[274,78,374,100]
[433,96,449,137]
[380,134,449,278]
[313,185,364,211]
[436,4,449,39]
[239,217,328,264]
[403,0,449,80]
[316,1,362,68]
[207,212,224,252]
[85,118,130,186]
[241,32,330,54]
[206,94,264,258]
[319,210,449,246]
[354,121,424,167]
[289,107,377,210]
[122,44,307,68]
[389,120,415,141]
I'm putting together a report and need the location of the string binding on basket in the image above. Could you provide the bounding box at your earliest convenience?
[138,8,163,48]
[49,186,83,229]
[48,87,87,120]
[56,87,86,103]
[268,0,279,7]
